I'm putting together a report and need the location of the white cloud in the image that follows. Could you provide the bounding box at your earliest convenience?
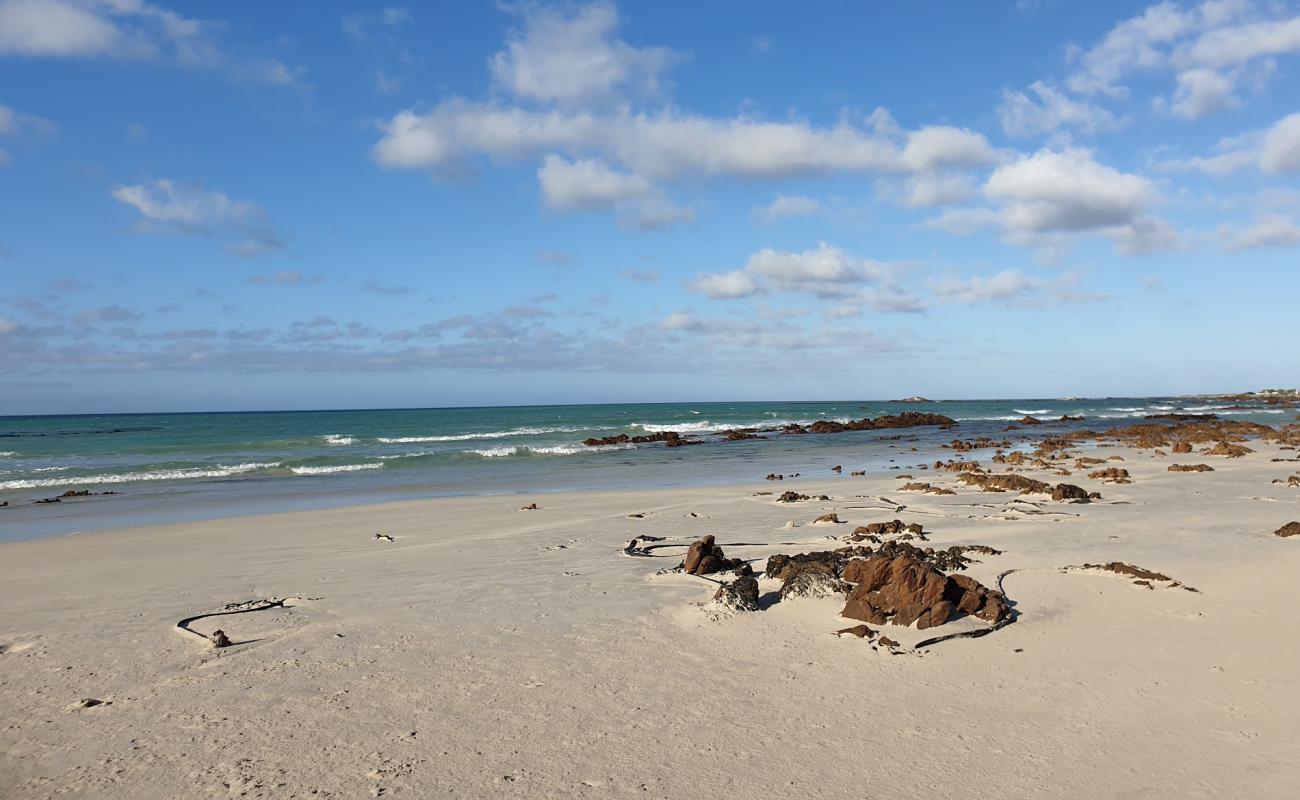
[998,81,1122,136]
[1222,213,1300,250]
[110,179,286,257]
[1260,112,1300,173]
[1060,1,1300,118]
[754,194,820,222]
[899,125,997,172]
[381,7,411,27]
[0,0,303,86]
[688,270,762,299]
[983,147,1169,252]
[537,154,650,210]
[922,207,1002,235]
[0,103,56,136]
[660,311,704,332]
[929,269,1109,306]
[688,243,907,304]
[1161,111,1300,175]
[489,2,679,105]
[1183,12,1300,66]
[1168,67,1236,118]
[903,173,973,208]
[0,316,16,335]
[929,270,1039,304]
[1066,1,1198,97]
[535,154,692,230]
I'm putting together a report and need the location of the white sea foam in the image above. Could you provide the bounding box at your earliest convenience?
[635,418,813,434]
[466,443,634,458]
[0,462,280,490]
[289,463,383,475]
[1013,408,1049,415]
[0,451,16,457]
[376,426,584,443]
[321,434,356,445]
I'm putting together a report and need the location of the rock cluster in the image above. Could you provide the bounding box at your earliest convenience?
[683,536,744,575]
[850,519,924,542]
[1168,463,1214,472]
[582,431,700,447]
[840,554,1008,629]
[1206,441,1252,457]
[1087,467,1132,484]
[776,491,828,503]
[781,412,957,436]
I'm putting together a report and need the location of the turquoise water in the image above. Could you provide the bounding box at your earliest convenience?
[0,397,1291,540]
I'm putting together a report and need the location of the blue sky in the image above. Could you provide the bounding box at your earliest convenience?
[1,0,1298,414]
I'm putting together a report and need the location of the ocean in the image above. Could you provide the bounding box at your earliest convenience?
[1,397,1292,541]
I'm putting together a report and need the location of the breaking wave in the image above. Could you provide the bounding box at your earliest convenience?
[0,462,281,490]
[321,434,356,445]
[289,463,383,475]
[376,426,585,443]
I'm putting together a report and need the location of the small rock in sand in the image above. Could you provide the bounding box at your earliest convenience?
[1275,522,1300,538]
[711,576,760,612]
[210,630,231,648]
[812,513,844,525]
[835,624,874,639]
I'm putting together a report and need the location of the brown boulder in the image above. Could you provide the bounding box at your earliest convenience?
[1276,522,1300,538]
[1172,442,1192,453]
[840,554,1007,630]
[683,535,742,575]
[1168,463,1214,472]
[1050,483,1090,502]
[711,576,760,612]
[1087,467,1132,484]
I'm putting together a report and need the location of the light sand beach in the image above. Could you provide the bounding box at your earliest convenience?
[3,435,1300,798]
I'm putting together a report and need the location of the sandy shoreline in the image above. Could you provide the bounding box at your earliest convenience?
[3,436,1300,798]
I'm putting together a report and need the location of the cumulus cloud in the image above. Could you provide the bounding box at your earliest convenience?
[754,194,820,222]
[978,147,1173,253]
[489,2,679,105]
[1160,111,1300,175]
[1168,67,1236,118]
[537,154,650,209]
[997,81,1122,136]
[688,270,762,299]
[659,311,704,332]
[1062,1,1300,119]
[929,270,1039,304]
[110,179,287,257]
[0,0,304,85]
[370,9,998,228]
[1222,213,1300,250]
[688,243,916,308]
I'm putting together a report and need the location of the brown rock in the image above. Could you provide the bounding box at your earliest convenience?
[835,624,874,638]
[840,554,1006,630]
[1168,463,1214,472]
[1173,442,1192,453]
[813,513,844,524]
[1087,467,1132,484]
[210,630,231,648]
[1275,522,1300,538]
[711,576,760,612]
[1050,483,1090,502]
[1206,441,1252,457]
[683,535,742,575]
